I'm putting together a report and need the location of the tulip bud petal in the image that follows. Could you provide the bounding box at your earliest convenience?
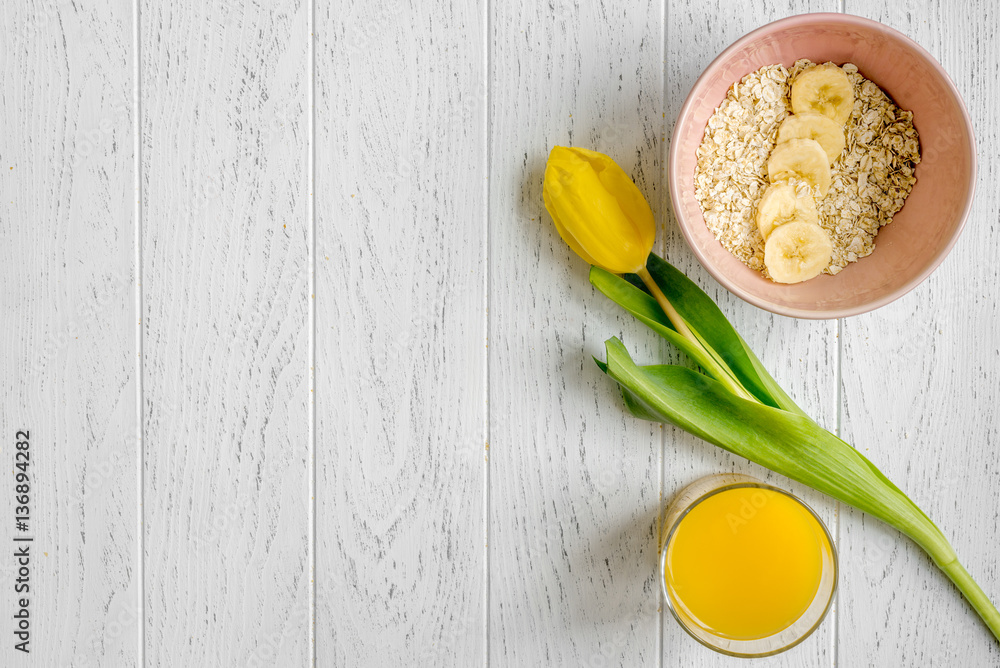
[542,146,656,274]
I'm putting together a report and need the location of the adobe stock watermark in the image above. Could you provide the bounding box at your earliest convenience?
[585,598,660,668]
[362,276,474,384]
[67,597,140,668]
[918,118,965,166]
[871,300,945,363]
[592,118,635,149]
[925,628,978,667]
[258,101,301,145]
[61,398,179,509]
[244,261,311,337]
[189,501,241,551]
[14,0,94,51]
[724,487,769,534]
[375,419,485,535]
[247,579,346,667]
[31,268,131,380]
[173,173,222,225]
[394,80,486,184]
[431,428,486,486]
[520,515,569,565]
[342,4,398,55]
[72,97,130,168]
[862,464,963,567]
[550,0,578,22]
[591,462,622,494]
[414,614,477,664]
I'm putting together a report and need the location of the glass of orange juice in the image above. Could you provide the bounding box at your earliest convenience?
[660,474,837,657]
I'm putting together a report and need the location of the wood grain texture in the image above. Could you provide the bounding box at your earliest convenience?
[139,0,310,664]
[0,0,138,666]
[838,1,1000,665]
[661,1,841,666]
[487,1,664,665]
[313,0,487,665]
[1,1,998,665]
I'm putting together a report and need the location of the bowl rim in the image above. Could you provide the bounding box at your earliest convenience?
[667,12,977,319]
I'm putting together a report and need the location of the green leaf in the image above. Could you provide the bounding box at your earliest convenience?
[618,384,664,423]
[587,252,1000,641]
[600,337,952,564]
[588,265,713,373]
[590,255,805,416]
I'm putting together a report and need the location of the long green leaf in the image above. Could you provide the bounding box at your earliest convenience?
[601,336,951,563]
[587,251,1000,641]
[600,336,1000,641]
[588,266,726,380]
[590,255,805,415]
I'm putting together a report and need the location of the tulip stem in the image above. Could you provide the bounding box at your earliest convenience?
[637,267,694,342]
[636,266,755,402]
[940,559,1000,641]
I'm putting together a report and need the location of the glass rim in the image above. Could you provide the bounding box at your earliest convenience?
[659,476,839,658]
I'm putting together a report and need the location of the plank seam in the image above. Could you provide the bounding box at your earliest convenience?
[482,0,492,665]
[657,0,669,664]
[835,9,845,668]
[834,9,845,668]
[834,314,843,668]
[308,0,318,663]
[132,0,145,662]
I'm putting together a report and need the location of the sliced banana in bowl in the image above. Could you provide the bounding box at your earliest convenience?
[759,63,852,284]
[766,138,832,198]
[756,182,819,240]
[776,112,846,164]
[763,221,834,284]
[790,63,855,126]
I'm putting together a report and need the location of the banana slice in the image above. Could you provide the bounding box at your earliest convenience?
[763,221,833,284]
[790,63,855,126]
[776,112,846,164]
[755,183,819,240]
[766,138,832,198]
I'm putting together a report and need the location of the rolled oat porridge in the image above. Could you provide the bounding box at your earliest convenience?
[694,59,920,281]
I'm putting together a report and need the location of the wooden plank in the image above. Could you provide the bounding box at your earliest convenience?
[838,1,1000,664]
[0,0,138,665]
[662,2,840,666]
[313,0,487,664]
[139,0,310,664]
[487,2,665,665]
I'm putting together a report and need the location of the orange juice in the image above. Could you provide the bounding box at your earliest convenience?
[664,486,831,641]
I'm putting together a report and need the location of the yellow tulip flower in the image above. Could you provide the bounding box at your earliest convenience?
[542,144,726,393]
[542,146,656,275]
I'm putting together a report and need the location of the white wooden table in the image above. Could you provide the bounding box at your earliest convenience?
[1,0,997,666]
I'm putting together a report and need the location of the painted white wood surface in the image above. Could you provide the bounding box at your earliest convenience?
[660,2,842,666]
[836,1,1000,666]
[487,2,664,665]
[314,0,487,665]
[139,0,310,665]
[0,1,138,666]
[1,0,998,666]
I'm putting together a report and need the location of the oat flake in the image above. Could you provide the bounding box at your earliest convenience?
[694,59,920,277]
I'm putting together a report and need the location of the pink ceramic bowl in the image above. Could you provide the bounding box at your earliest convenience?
[668,13,976,319]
